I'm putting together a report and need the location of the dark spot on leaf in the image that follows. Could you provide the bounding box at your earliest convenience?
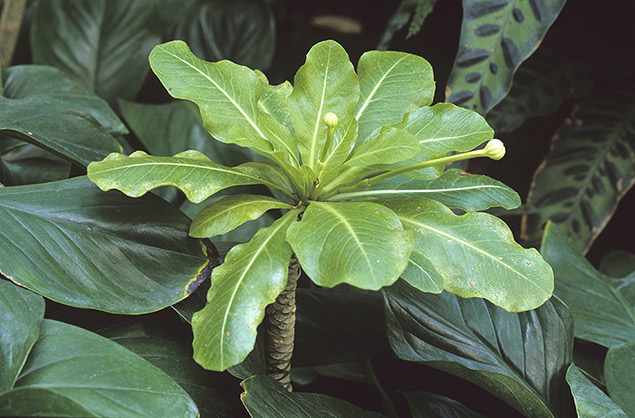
[574,175,587,182]
[529,0,546,22]
[475,23,501,37]
[580,199,596,229]
[465,1,507,19]
[512,8,524,22]
[564,201,574,208]
[571,219,581,233]
[591,175,605,195]
[456,49,490,67]
[501,37,518,68]
[533,187,578,207]
[449,90,475,106]
[604,159,622,188]
[465,72,482,83]
[550,213,570,223]
[585,187,594,198]
[479,85,494,110]
[489,63,498,74]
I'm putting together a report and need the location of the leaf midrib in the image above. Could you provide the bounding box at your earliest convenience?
[355,56,408,121]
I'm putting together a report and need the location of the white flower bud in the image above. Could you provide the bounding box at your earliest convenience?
[323,112,339,128]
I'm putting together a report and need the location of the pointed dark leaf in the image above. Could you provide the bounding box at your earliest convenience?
[30,0,161,103]
[241,375,385,418]
[0,281,44,394]
[566,364,627,418]
[0,320,198,417]
[446,0,566,114]
[0,177,207,313]
[540,222,635,348]
[522,83,635,251]
[384,279,573,417]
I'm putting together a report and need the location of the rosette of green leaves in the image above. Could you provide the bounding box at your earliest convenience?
[87,40,553,371]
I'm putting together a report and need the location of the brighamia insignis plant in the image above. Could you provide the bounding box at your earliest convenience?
[87,39,553,388]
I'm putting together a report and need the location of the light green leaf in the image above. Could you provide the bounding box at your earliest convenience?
[149,40,299,168]
[192,210,299,371]
[605,341,635,416]
[522,83,635,251]
[383,197,553,311]
[190,194,292,238]
[286,201,413,290]
[384,280,573,418]
[118,99,251,166]
[30,0,161,103]
[355,50,434,141]
[0,96,122,166]
[0,281,44,394]
[241,375,384,418]
[540,222,635,348]
[0,320,198,418]
[344,126,420,168]
[445,0,566,114]
[0,177,207,314]
[330,169,521,211]
[3,65,127,136]
[399,102,494,156]
[288,40,360,169]
[256,71,294,133]
[566,364,628,418]
[402,251,444,294]
[87,150,294,203]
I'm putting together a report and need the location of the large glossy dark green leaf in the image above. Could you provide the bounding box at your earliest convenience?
[149,40,299,168]
[88,150,294,203]
[446,0,566,114]
[566,364,627,418]
[118,99,251,166]
[383,197,553,311]
[540,223,635,348]
[1,142,70,186]
[294,287,388,366]
[192,210,299,371]
[287,201,413,290]
[522,83,635,251]
[87,313,243,418]
[0,96,122,166]
[354,49,434,141]
[330,169,520,211]
[241,375,384,418]
[605,341,635,416]
[0,320,198,418]
[0,281,44,394]
[3,65,127,136]
[173,0,275,69]
[403,390,486,418]
[0,177,207,313]
[384,279,573,418]
[190,194,291,238]
[30,0,161,103]
[289,40,359,169]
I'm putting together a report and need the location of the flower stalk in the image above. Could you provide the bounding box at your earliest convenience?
[322,139,506,200]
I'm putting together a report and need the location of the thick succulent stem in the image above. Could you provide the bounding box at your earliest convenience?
[265,256,300,391]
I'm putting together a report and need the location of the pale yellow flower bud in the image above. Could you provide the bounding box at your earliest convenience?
[323,112,339,128]
[483,139,506,160]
